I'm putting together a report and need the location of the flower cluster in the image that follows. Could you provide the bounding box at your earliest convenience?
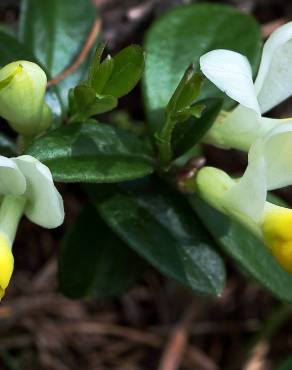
[196,22,292,273]
[0,61,63,299]
[0,155,64,298]
[200,21,292,151]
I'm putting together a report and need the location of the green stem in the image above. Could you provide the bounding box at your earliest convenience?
[157,114,176,169]
[0,195,26,245]
[17,135,34,153]
[254,303,292,343]
[245,303,292,358]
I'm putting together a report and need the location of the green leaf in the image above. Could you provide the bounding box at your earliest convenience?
[267,193,288,208]
[190,195,292,302]
[103,45,145,98]
[0,29,35,63]
[88,43,106,82]
[172,98,223,158]
[143,3,262,133]
[277,357,292,370]
[156,69,203,169]
[90,55,114,94]
[74,85,117,119]
[90,180,225,295]
[19,0,97,76]
[59,205,146,298]
[25,122,155,183]
[94,95,117,114]
[167,68,202,118]
[19,0,99,107]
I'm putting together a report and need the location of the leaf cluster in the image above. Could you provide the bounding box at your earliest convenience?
[2,1,292,302]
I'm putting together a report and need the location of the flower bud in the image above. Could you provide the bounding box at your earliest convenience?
[196,166,263,238]
[0,233,13,299]
[197,166,292,273]
[0,61,52,136]
[195,166,234,214]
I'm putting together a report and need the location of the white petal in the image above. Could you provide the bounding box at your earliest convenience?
[13,155,64,228]
[203,105,285,151]
[251,122,292,189]
[255,22,292,113]
[0,156,26,195]
[224,156,267,223]
[200,49,260,114]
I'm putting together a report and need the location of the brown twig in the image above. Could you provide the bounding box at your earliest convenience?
[47,18,101,88]
[242,342,270,370]
[158,303,197,370]
[187,346,218,370]
[62,321,163,348]
[46,15,284,89]
[261,19,287,38]
[30,258,57,293]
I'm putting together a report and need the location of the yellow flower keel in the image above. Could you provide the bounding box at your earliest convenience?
[262,207,292,273]
[0,234,13,299]
[270,241,292,273]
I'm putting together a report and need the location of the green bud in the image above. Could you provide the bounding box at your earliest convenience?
[0,61,52,136]
[196,166,261,237]
[196,166,234,214]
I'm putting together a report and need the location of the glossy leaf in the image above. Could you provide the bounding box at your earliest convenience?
[90,55,114,94]
[87,43,106,83]
[19,0,99,107]
[167,67,202,118]
[19,0,96,76]
[190,195,292,302]
[74,85,117,119]
[143,3,262,133]
[25,122,155,183]
[59,205,146,298]
[0,29,35,63]
[172,98,223,158]
[103,45,145,98]
[91,180,225,295]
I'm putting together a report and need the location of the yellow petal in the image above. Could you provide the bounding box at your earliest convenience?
[270,241,292,273]
[0,234,13,298]
[262,207,292,272]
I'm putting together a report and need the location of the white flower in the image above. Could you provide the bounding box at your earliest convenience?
[196,122,292,272]
[0,154,64,299]
[199,22,292,151]
[0,155,64,228]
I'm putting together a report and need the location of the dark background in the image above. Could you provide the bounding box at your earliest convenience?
[1,1,292,370]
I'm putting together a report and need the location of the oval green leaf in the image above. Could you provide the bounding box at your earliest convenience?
[19,0,99,108]
[103,45,145,98]
[25,122,155,183]
[143,3,262,133]
[190,195,292,303]
[59,205,146,298]
[172,98,223,158]
[90,180,226,295]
